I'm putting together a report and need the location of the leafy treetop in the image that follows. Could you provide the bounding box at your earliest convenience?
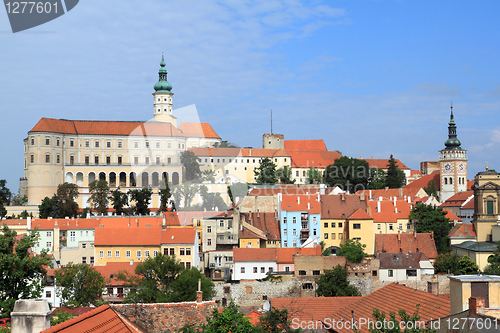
[409,203,452,254]
[316,265,361,297]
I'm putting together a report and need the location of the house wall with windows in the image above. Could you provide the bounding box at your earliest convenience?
[320,219,346,250]
[279,195,321,248]
[160,228,199,269]
[232,248,278,280]
[60,241,96,266]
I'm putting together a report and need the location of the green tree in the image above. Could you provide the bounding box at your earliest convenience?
[365,305,434,333]
[307,167,322,184]
[228,183,249,203]
[410,203,452,254]
[128,187,152,215]
[169,268,215,302]
[50,310,75,327]
[423,180,439,200]
[10,194,28,206]
[159,178,172,213]
[38,196,54,219]
[325,157,372,193]
[316,265,361,297]
[200,302,257,333]
[56,182,79,217]
[433,253,479,275]
[0,204,6,219]
[0,225,52,317]
[384,155,406,188]
[337,239,367,263]
[254,157,278,184]
[0,180,12,206]
[200,170,216,183]
[181,151,201,181]
[109,188,128,215]
[484,242,500,274]
[200,186,226,211]
[258,307,303,332]
[213,141,239,148]
[88,180,109,215]
[320,241,331,256]
[369,169,386,189]
[276,166,295,184]
[55,263,106,307]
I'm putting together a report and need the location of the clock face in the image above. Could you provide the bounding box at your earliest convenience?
[458,162,465,173]
[443,162,453,173]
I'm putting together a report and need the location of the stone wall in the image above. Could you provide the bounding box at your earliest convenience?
[112,301,216,333]
[371,274,451,295]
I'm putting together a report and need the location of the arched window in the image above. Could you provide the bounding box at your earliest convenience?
[444,178,448,185]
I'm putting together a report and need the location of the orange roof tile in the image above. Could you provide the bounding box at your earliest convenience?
[411,170,422,177]
[276,247,321,264]
[32,218,102,231]
[233,248,277,262]
[462,198,474,210]
[449,223,477,238]
[440,191,474,208]
[375,233,438,259]
[330,283,450,333]
[357,187,424,200]
[160,227,197,245]
[284,139,328,151]
[467,180,475,190]
[271,296,362,325]
[281,194,321,213]
[349,209,373,220]
[93,262,140,286]
[367,200,412,223]
[189,147,289,158]
[442,208,462,222]
[244,310,262,326]
[178,122,220,139]
[94,227,162,246]
[362,158,410,170]
[42,304,140,332]
[404,170,440,189]
[321,194,368,219]
[30,118,184,137]
[288,150,342,168]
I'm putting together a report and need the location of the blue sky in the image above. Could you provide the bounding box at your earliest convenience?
[1,1,500,194]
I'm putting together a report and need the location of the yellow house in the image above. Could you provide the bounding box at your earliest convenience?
[239,222,266,248]
[160,228,199,269]
[346,209,375,256]
[451,241,498,271]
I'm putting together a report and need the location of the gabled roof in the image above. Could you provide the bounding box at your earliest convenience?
[367,200,412,223]
[330,283,450,333]
[281,195,320,213]
[356,187,425,200]
[448,223,477,238]
[462,198,474,210]
[378,252,428,269]
[178,122,220,139]
[244,310,263,326]
[240,212,281,241]
[361,158,410,170]
[94,227,162,246]
[375,233,438,259]
[404,170,440,189]
[284,139,328,151]
[30,117,184,137]
[271,296,361,324]
[42,304,141,332]
[160,228,197,245]
[93,262,140,286]
[349,208,372,220]
[320,194,368,219]
[31,218,102,231]
[287,150,341,168]
[233,248,277,262]
[452,241,499,252]
[441,191,474,208]
[276,246,321,264]
[442,208,462,222]
[239,225,267,240]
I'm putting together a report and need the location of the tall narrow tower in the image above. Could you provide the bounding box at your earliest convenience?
[439,105,468,201]
[153,55,176,125]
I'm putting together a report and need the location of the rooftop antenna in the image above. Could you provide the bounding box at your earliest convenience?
[450,101,453,117]
[271,109,273,135]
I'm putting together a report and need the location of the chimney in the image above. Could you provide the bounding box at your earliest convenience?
[297,196,300,204]
[257,209,260,218]
[307,202,310,210]
[385,187,388,191]
[360,193,365,201]
[469,297,485,315]
[408,196,411,203]
[393,196,396,206]
[54,219,58,226]
[27,217,31,231]
[162,215,166,226]
[11,299,51,333]
[369,190,372,198]
[196,278,203,303]
[395,207,397,214]
[377,201,381,213]
[399,188,403,197]
[427,281,439,295]
[75,219,79,226]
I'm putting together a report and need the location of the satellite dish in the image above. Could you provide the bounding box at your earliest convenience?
[263,301,271,312]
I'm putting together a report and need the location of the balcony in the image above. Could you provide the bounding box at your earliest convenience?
[300,229,309,240]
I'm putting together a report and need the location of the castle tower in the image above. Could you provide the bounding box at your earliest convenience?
[263,134,284,149]
[439,105,468,202]
[153,55,176,126]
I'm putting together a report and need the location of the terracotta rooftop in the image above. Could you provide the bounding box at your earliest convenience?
[330,283,450,333]
[240,212,281,241]
[93,262,140,286]
[244,310,263,326]
[356,187,425,200]
[239,225,267,240]
[404,170,440,189]
[284,139,328,151]
[160,227,197,245]
[281,194,321,214]
[30,117,184,137]
[448,223,477,238]
[441,191,474,208]
[462,197,474,210]
[349,208,373,220]
[288,150,341,168]
[320,194,368,219]
[442,208,462,222]
[378,252,429,269]
[94,227,162,246]
[276,246,321,264]
[375,233,438,259]
[361,158,410,170]
[367,200,412,223]
[189,147,289,158]
[42,304,140,332]
[233,248,278,262]
[31,218,102,230]
[177,122,220,139]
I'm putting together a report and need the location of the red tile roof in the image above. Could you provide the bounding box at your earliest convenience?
[367,200,412,223]
[30,117,184,137]
[448,223,477,238]
[362,158,410,170]
[42,304,140,332]
[240,212,281,241]
[239,226,267,240]
[244,310,263,326]
[349,209,372,220]
[404,170,440,189]
[467,180,475,190]
[178,122,220,139]
[462,198,474,210]
[375,233,438,259]
[288,150,341,168]
[160,228,197,245]
[233,248,278,262]
[330,283,450,333]
[276,247,321,264]
[93,262,139,286]
[281,195,320,213]
[284,140,328,151]
[357,187,424,200]
[271,296,362,325]
[442,208,462,222]
[94,227,162,246]
[411,170,422,177]
[189,147,289,158]
[440,191,474,208]
[52,307,95,316]
[321,194,368,219]
[31,218,102,231]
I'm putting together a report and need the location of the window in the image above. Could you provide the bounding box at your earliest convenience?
[46,241,52,248]
[169,248,174,256]
[186,248,191,256]
[302,283,314,290]
[253,267,257,273]
[388,269,393,277]
[227,256,233,262]
[145,250,150,257]
[284,229,287,236]
[30,154,34,163]
[398,224,403,230]
[331,222,336,228]
[95,141,99,148]
[90,257,94,265]
[137,250,142,257]
[82,243,87,249]
[389,224,394,230]
[31,138,35,145]
[46,138,50,145]
[219,221,224,227]
[372,270,377,277]
[134,141,139,148]
[339,233,343,240]
[207,226,212,233]
[82,257,87,264]
[106,156,111,164]
[292,241,297,247]
[99,250,104,258]
[292,217,296,223]
[46,231,52,237]
[324,222,328,228]
[268,267,273,272]
[168,142,172,148]
[45,154,50,163]
[313,270,320,275]
[126,250,131,258]
[299,270,306,276]
[70,231,75,242]
[180,248,186,255]
[324,233,328,239]
[186,262,191,269]
[118,156,122,164]
[118,141,122,148]
[283,240,287,247]
[207,239,212,246]
[134,156,139,164]
[292,229,297,236]
[284,217,287,224]
[46,290,51,298]
[377,224,381,230]
[153,250,158,257]
[332,233,336,240]
[406,269,417,277]
[313,230,317,236]
[145,156,149,165]
[69,155,74,165]
[107,251,112,258]
[85,156,89,165]
[70,140,74,147]
[487,201,494,215]
[94,155,99,164]
[313,217,317,223]
[241,267,245,273]
[106,141,111,148]
[338,222,343,228]
[145,141,150,148]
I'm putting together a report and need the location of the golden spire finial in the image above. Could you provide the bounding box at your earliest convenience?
[486,161,489,170]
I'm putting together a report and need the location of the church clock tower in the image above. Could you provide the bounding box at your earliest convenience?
[439,105,468,202]
[153,55,176,126]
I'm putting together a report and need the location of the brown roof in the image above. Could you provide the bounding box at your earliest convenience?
[441,191,474,208]
[378,252,428,269]
[330,283,450,333]
[404,170,441,189]
[52,307,95,316]
[320,194,368,219]
[233,248,278,262]
[284,140,328,151]
[276,247,321,264]
[239,226,267,240]
[240,212,281,241]
[178,122,220,139]
[42,304,140,332]
[449,223,477,238]
[30,117,184,137]
[271,296,362,324]
[362,158,410,170]
[375,233,438,259]
[94,227,162,246]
